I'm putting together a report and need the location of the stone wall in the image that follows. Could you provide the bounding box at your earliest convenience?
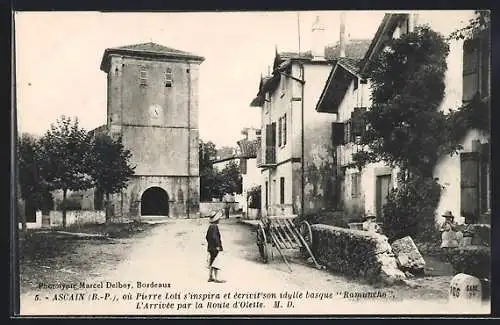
[49,210,106,227]
[199,202,240,217]
[310,224,406,285]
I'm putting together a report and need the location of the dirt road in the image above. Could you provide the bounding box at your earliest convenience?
[18,218,489,315]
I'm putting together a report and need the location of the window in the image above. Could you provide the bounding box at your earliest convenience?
[280,177,285,204]
[280,76,286,97]
[463,32,490,102]
[460,143,490,224]
[139,66,148,86]
[165,67,173,87]
[265,181,269,208]
[351,172,361,198]
[344,120,352,144]
[353,78,359,91]
[283,113,287,145]
[278,117,282,147]
[332,122,345,146]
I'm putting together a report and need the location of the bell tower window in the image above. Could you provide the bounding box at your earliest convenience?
[139,65,148,87]
[165,67,173,87]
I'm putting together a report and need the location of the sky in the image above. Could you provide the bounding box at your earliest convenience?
[15,10,473,148]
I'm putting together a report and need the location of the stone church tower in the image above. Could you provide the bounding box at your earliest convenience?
[99,42,204,219]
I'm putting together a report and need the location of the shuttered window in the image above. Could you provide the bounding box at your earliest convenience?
[351,107,367,138]
[240,158,247,175]
[332,122,345,146]
[283,113,287,145]
[280,177,285,204]
[463,39,480,102]
[278,118,282,147]
[351,172,361,198]
[460,152,480,223]
[344,120,352,143]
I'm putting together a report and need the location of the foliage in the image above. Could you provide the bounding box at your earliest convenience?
[381,174,442,242]
[199,140,242,201]
[199,140,218,201]
[218,160,242,195]
[38,116,93,227]
[352,25,490,242]
[87,134,135,220]
[17,133,53,215]
[311,224,405,284]
[446,246,491,280]
[448,11,490,41]
[357,26,457,176]
[295,209,349,228]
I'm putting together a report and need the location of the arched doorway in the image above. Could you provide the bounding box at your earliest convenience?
[141,187,169,216]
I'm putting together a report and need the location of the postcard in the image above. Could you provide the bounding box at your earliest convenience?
[13,10,491,316]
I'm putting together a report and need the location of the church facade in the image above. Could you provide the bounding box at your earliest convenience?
[99,42,205,219]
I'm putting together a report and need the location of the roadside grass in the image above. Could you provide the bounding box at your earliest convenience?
[18,221,158,295]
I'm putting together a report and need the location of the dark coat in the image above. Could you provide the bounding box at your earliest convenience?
[206,224,223,252]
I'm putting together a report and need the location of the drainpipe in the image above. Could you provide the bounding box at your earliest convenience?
[300,63,305,217]
[187,62,191,219]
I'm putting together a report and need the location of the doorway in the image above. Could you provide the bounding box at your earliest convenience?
[376,174,392,219]
[141,187,169,216]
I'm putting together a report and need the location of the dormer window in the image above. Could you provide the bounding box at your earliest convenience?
[139,66,148,86]
[165,67,173,87]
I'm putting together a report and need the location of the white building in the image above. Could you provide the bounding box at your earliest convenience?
[315,11,490,225]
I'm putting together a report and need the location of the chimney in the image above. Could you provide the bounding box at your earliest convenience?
[339,11,346,58]
[311,15,326,61]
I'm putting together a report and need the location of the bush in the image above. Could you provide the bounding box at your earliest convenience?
[382,175,442,243]
[247,186,261,209]
[296,209,349,228]
[446,246,491,280]
[310,224,405,284]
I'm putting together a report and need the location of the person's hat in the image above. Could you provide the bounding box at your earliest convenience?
[442,210,454,219]
[209,210,222,223]
[364,211,377,221]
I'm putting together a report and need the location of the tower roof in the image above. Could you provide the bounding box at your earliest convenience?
[100,42,205,72]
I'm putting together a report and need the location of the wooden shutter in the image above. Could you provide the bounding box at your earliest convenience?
[344,120,353,143]
[460,152,480,223]
[283,114,287,145]
[265,124,273,147]
[278,118,282,147]
[463,39,480,102]
[280,177,285,204]
[480,34,490,98]
[351,107,367,137]
[270,122,276,147]
[332,122,345,146]
[480,143,490,213]
[240,158,247,175]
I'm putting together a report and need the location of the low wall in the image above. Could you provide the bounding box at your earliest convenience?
[199,202,240,217]
[310,224,406,285]
[49,210,106,227]
[247,208,260,220]
[18,211,43,230]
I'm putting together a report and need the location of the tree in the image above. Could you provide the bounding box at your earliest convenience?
[218,160,242,195]
[356,26,455,177]
[199,140,218,201]
[87,134,135,222]
[353,26,461,241]
[17,134,53,231]
[39,116,93,228]
[449,10,490,41]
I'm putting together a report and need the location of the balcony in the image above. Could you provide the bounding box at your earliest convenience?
[257,146,277,168]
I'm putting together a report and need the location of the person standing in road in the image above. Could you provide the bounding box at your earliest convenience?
[205,210,226,283]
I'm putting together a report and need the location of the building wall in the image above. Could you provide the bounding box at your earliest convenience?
[106,54,201,217]
[302,63,337,214]
[111,175,200,218]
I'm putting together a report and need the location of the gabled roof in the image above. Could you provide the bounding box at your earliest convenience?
[315,57,361,113]
[100,42,205,73]
[325,39,372,61]
[316,13,408,114]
